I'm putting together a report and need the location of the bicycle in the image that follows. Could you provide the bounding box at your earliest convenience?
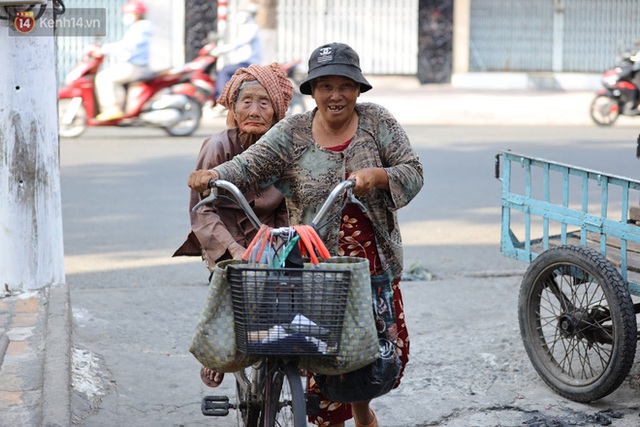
[192,178,366,427]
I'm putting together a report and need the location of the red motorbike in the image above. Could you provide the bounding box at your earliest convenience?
[58,42,218,137]
[590,49,640,126]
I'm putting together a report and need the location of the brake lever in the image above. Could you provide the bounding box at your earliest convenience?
[347,189,367,214]
[192,187,218,212]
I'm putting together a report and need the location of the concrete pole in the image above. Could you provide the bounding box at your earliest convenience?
[216,0,229,68]
[552,0,564,72]
[257,0,277,65]
[452,0,470,75]
[0,6,65,292]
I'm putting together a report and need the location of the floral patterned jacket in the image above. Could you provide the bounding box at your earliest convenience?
[213,102,424,278]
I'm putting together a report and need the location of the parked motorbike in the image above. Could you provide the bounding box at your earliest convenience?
[590,50,640,126]
[58,42,218,138]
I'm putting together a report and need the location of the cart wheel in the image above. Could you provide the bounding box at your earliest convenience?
[518,245,637,402]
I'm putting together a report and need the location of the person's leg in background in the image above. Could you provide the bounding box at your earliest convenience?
[95,62,146,121]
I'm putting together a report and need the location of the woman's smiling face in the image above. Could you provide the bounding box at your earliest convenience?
[311,75,360,124]
[233,83,275,136]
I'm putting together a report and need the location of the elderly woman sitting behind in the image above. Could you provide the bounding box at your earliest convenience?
[173,63,294,388]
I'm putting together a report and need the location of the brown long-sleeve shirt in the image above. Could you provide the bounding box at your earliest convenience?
[173,128,288,269]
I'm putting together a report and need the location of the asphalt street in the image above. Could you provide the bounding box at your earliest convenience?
[62,122,640,427]
[2,77,640,427]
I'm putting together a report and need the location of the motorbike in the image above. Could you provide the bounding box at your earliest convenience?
[58,42,218,138]
[590,50,640,126]
[280,58,307,115]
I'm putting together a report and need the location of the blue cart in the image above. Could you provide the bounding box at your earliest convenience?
[496,151,640,403]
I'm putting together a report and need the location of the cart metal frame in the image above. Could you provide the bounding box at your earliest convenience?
[496,150,640,402]
[497,150,640,293]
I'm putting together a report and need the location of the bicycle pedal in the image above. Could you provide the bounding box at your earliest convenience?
[202,395,230,416]
[305,393,320,416]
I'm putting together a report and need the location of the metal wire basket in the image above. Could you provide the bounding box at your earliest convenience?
[227,265,351,356]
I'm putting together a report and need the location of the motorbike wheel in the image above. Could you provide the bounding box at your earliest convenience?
[58,98,87,138]
[589,94,619,126]
[163,97,202,137]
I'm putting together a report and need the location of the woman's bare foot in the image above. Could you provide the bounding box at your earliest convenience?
[352,402,377,427]
[200,366,224,388]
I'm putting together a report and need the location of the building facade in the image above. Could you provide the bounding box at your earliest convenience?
[56,1,640,89]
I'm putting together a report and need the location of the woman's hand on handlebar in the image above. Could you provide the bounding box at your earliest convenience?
[188,170,220,193]
[349,167,389,196]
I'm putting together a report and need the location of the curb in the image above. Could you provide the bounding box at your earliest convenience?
[41,282,72,427]
[0,331,8,367]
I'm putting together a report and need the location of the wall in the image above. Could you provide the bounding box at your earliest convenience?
[275,0,418,75]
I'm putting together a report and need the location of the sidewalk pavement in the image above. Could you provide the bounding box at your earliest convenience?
[0,284,71,427]
[201,75,636,127]
[0,77,635,427]
[361,76,634,126]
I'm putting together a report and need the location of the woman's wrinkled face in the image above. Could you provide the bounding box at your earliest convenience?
[311,75,360,123]
[233,83,275,135]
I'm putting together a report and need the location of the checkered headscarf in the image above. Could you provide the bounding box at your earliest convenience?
[218,63,294,128]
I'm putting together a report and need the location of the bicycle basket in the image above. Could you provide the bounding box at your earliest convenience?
[227,265,350,356]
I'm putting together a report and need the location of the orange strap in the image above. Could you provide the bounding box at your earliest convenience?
[254,231,272,263]
[294,225,331,264]
[303,225,330,259]
[245,224,330,264]
[242,224,270,261]
[294,225,319,264]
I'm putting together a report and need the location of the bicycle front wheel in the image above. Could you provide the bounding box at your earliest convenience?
[260,360,306,427]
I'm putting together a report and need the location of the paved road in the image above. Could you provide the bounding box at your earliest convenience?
[4,78,640,426]
[58,122,640,427]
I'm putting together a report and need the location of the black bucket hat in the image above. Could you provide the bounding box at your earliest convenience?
[299,42,373,95]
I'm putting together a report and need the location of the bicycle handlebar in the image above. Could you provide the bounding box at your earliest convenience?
[192,179,262,230]
[310,179,363,227]
[192,179,366,230]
